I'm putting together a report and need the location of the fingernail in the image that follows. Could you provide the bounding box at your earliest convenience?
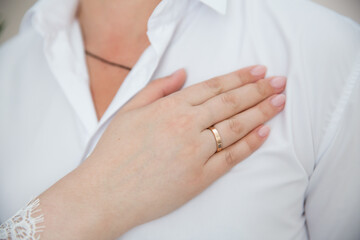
[258,126,270,137]
[270,77,286,88]
[171,69,184,78]
[271,94,286,107]
[250,65,267,76]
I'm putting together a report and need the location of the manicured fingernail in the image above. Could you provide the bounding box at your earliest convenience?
[270,77,286,88]
[250,65,267,76]
[271,94,286,107]
[171,69,184,78]
[258,126,270,137]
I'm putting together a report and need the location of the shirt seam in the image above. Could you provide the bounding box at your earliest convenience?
[316,50,360,165]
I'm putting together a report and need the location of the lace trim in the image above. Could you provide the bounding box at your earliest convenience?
[0,198,45,240]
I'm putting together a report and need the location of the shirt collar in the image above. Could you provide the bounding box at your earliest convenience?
[200,0,228,15]
[21,0,228,35]
[20,0,78,36]
[17,0,228,133]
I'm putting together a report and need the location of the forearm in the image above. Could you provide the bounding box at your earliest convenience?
[0,164,134,240]
[38,164,135,240]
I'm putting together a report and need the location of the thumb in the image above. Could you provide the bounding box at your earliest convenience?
[120,69,186,112]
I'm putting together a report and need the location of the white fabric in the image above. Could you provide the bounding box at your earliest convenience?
[0,199,44,240]
[0,0,359,239]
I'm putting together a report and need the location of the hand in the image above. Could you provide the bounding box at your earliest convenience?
[39,65,286,240]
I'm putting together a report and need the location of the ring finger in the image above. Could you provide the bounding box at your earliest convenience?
[201,93,286,156]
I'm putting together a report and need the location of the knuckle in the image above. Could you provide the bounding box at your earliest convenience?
[228,118,245,135]
[236,73,249,85]
[204,77,224,95]
[199,106,213,124]
[182,141,202,163]
[258,102,273,119]
[255,80,270,98]
[244,136,258,153]
[225,151,237,166]
[220,92,237,109]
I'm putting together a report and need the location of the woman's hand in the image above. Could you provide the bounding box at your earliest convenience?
[39,65,286,240]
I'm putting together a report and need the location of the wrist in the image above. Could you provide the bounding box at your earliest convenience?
[38,166,118,239]
[78,157,139,238]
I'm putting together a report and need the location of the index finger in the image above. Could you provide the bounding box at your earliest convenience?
[179,65,267,106]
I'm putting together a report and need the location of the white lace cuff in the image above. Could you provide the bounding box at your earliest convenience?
[0,198,45,240]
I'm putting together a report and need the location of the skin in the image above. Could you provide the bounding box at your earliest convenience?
[33,0,287,239]
[38,66,287,239]
[78,0,162,120]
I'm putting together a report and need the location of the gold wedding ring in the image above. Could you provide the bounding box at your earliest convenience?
[208,126,223,152]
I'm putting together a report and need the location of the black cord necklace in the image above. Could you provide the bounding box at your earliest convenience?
[85,50,132,71]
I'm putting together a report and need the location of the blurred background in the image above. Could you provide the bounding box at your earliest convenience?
[0,0,360,44]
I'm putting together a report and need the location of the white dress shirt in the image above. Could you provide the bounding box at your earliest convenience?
[0,0,359,239]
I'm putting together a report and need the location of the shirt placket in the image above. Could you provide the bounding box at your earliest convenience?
[78,0,191,163]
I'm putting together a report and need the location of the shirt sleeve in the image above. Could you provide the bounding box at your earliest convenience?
[304,58,360,239]
[0,198,44,239]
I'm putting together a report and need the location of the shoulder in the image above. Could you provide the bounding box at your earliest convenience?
[229,0,360,76]
[270,0,360,99]
[247,0,360,158]
[242,0,360,101]
[0,27,44,69]
[262,0,360,62]
[0,27,50,122]
[0,27,47,91]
